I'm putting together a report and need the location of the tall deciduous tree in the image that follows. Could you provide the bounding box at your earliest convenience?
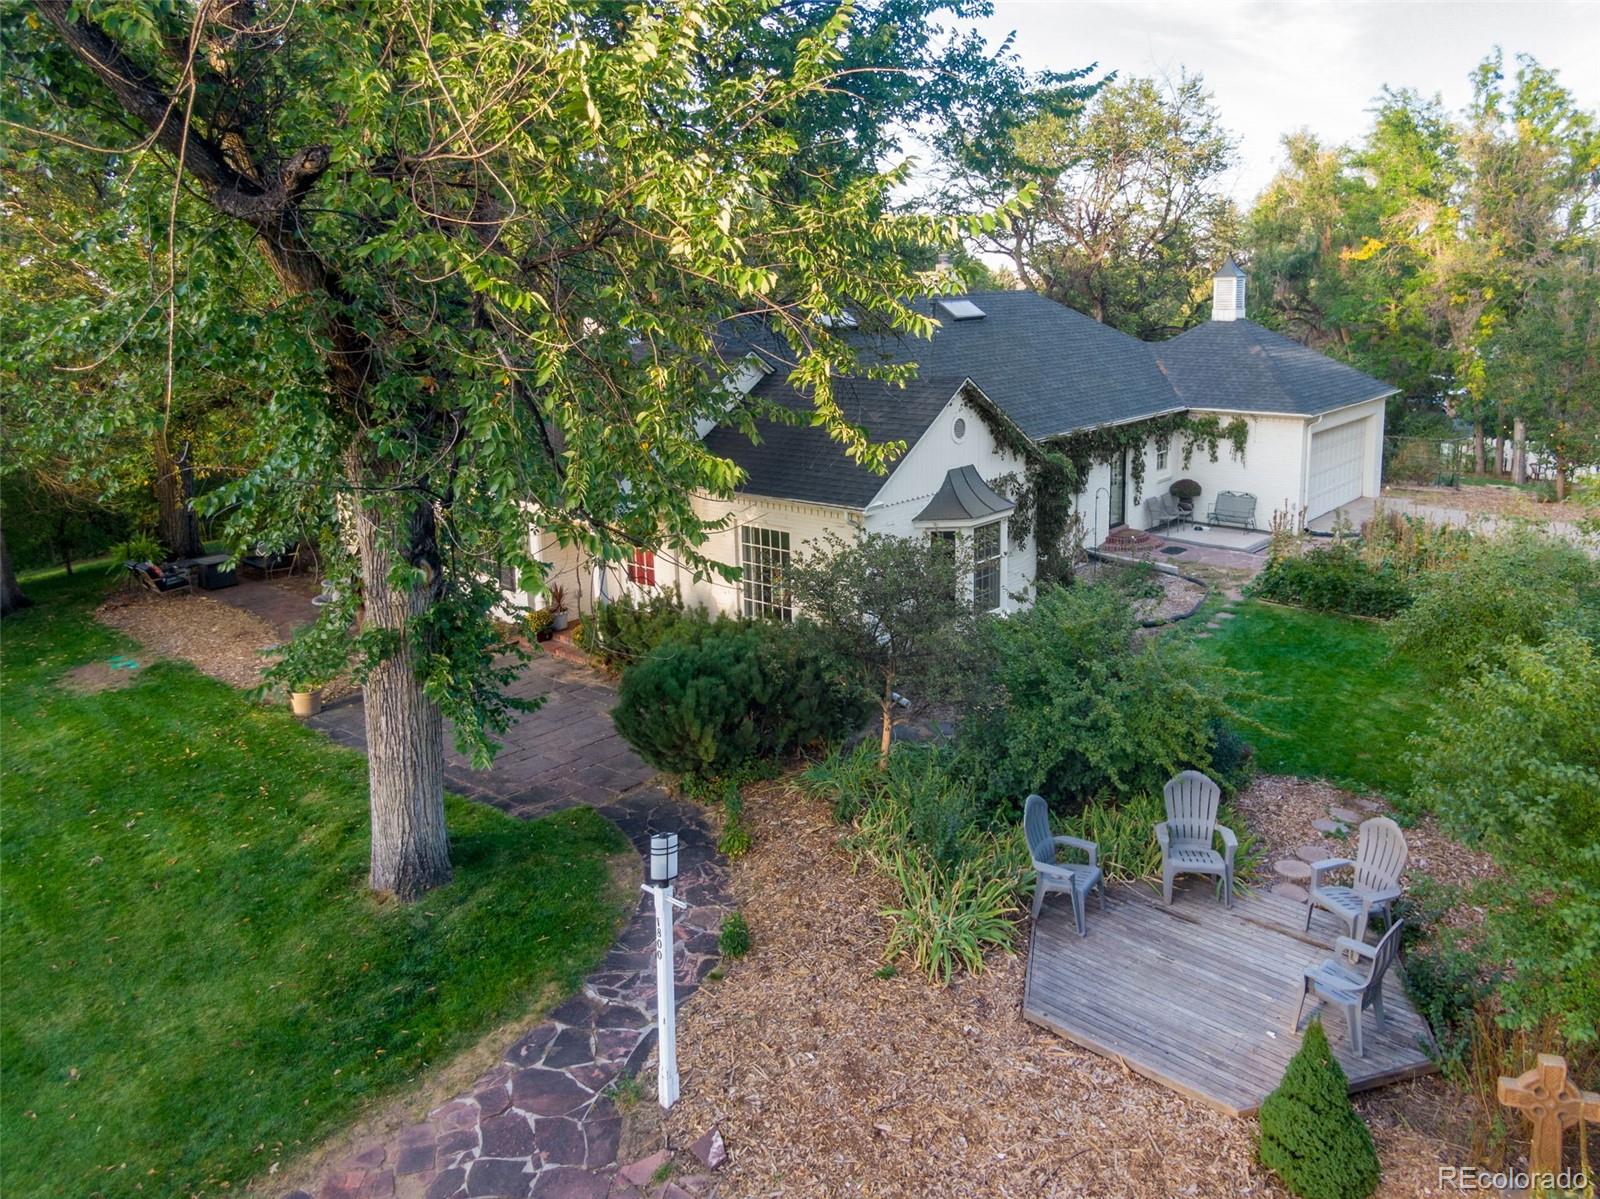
[1248,53,1598,454]
[1485,250,1600,498]
[948,72,1240,338]
[9,0,1006,899]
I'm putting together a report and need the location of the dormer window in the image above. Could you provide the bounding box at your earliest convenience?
[936,299,986,321]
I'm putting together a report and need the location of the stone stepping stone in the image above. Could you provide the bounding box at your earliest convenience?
[1273,859,1311,882]
[1329,806,1364,824]
[1215,610,1237,619]
[1271,882,1309,903]
[1311,817,1350,835]
[1294,844,1329,864]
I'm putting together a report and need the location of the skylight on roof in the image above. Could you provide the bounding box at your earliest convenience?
[817,311,858,329]
[936,299,986,321]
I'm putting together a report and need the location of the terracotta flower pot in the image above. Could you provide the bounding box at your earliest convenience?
[290,689,323,718]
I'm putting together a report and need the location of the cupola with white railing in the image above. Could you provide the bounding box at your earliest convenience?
[1212,255,1247,321]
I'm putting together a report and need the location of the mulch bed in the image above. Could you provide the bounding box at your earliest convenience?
[1232,774,1500,927]
[96,588,283,690]
[1133,571,1208,624]
[658,778,1477,1198]
[95,585,360,702]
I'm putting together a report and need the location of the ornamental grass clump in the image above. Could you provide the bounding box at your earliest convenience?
[1257,1019,1381,1199]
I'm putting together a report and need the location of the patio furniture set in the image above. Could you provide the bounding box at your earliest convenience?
[1025,771,1411,1058]
[1144,488,1258,533]
[127,544,303,596]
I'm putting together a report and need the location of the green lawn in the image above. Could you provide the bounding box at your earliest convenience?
[1,571,632,1199]
[1195,600,1437,798]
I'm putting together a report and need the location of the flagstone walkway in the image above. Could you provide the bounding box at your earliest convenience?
[280,642,731,1198]
[282,789,730,1199]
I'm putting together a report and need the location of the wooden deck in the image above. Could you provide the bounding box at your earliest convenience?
[1023,877,1437,1116]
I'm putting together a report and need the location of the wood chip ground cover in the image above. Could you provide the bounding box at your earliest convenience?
[660,778,1479,1197]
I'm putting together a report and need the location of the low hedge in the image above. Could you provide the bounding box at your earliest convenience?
[1248,544,1412,618]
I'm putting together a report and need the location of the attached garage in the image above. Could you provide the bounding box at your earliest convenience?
[1307,418,1370,521]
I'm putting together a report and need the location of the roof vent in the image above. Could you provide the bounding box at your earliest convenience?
[936,298,986,321]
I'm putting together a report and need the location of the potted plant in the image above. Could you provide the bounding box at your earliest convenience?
[289,677,325,718]
[1170,478,1202,521]
[526,606,556,642]
[548,583,570,632]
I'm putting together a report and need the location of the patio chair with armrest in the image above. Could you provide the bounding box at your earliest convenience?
[1024,794,1104,936]
[1155,770,1237,907]
[1304,816,1408,943]
[1143,493,1184,532]
[1206,491,1257,530]
[1293,919,1406,1057]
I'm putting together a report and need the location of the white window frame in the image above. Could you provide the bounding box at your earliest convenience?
[739,526,792,621]
[1156,435,1170,473]
[971,520,1003,612]
[923,519,1007,613]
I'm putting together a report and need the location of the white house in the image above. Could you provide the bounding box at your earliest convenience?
[519,260,1395,620]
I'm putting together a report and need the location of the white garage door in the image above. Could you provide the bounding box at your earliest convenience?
[1307,420,1368,520]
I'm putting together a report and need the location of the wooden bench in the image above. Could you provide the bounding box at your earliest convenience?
[1206,491,1258,530]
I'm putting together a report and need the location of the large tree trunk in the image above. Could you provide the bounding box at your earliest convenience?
[1493,428,1506,478]
[1473,422,1486,476]
[1,527,33,618]
[154,437,203,559]
[1512,417,1528,485]
[346,448,452,900]
[42,1,453,899]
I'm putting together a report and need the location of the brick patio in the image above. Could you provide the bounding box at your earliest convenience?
[309,654,656,816]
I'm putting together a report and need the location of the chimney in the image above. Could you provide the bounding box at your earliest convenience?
[1212,255,1246,321]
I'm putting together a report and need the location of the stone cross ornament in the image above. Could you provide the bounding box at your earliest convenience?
[1497,1054,1600,1178]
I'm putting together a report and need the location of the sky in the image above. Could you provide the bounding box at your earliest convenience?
[965,0,1600,203]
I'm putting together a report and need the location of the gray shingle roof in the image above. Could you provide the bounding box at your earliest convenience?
[708,293,1398,508]
[1153,319,1398,416]
[733,292,1183,443]
[700,374,968,510]
[915,465,1016,523]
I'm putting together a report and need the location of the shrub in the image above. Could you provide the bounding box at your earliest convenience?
[1170,478,1201,501]
[1406,629,1600,1043]
[719,912,750,959]
[1389,528,1600,679]
[954,583,1251,811]
[578,588,707,670]
[1248,543,1413,618]
[1402,943,1489,1080]
[612,621,867,780]
[1257,1020,1381,1199]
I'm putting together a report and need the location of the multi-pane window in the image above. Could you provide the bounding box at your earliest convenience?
[1156,436,1170,472]
[626,549,656,587]
[740,526,792,620]
[972,521,1002,611]
[496,561,521,592]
